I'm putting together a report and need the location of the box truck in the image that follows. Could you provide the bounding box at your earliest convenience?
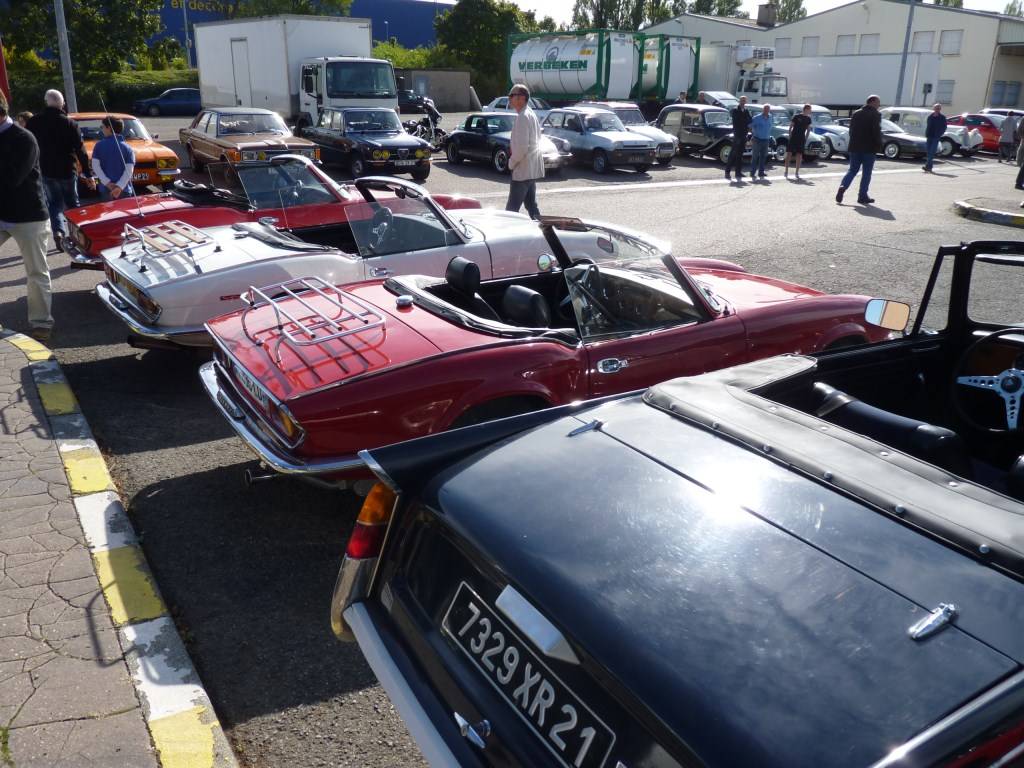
[194,15,398,132]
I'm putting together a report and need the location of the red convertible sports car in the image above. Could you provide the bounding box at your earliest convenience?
[63,155,480,269]
[200,217,893,488]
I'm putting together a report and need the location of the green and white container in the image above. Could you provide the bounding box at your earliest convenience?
[508,29,640,101]
[638,35,699,101]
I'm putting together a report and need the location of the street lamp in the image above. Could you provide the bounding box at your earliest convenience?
[385,20,389,42]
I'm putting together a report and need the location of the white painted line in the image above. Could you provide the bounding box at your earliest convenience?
[76,491,138,552]
[56,437,100,454]
[121,616,212,722]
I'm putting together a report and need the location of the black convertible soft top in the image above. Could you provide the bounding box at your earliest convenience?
[644,355,1024,580]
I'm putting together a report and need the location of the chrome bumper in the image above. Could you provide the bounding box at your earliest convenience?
[543,152,571,169]
[199,361,366,477]
[65,240,103,270]
[330,555,377,641]
[95,282,206,343]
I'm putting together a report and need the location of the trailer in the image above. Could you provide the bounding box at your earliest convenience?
[194,15,397,130]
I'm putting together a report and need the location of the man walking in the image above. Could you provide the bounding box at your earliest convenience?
[0,91,54,341]
[998,111,1017,163]
[91,116,136,202]
[505,84,544,221]
[923,102,946,173]
[726,95,751,181]
[836,95,882,205]
[26,89,91,251]
[750,104,773,180]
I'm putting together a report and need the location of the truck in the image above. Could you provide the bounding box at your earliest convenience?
[697,43,941,111]
[507,30,698,106]
[193,15,398,133]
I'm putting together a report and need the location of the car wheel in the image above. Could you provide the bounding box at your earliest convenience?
[147,105,160,117]
[592,149,609,174]
[187,145,205,173]
[883,142,900,160]
[635,164,651,173]
[819,139,833,160]
[656,156,672,166]
[938,138,955,157]
[446,141,463,164]
[492,147,510,174]
[350,155,366,177]
[294,117,310,138]
[411,168,430,181]
[960,147,976,158]
[718,143,731,165]
[774,143,788,162]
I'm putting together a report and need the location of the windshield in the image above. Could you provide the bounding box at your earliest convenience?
[344,110,401,132]
[77,118,151,142]
[326,61,397,99]
[585,112,626,132]
[615,108,647,126]
[347,191,452,257]
[218,113,290,136]
[761,76,787,98]
[232,160,338,209]
[811,110,835,125]
[487,115,515,132]
[532,97,552,110]
[881,119,902,133]
[986,114,1006,126]
[704,111,730,126]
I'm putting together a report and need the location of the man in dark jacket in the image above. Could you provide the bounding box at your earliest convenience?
[26,89,92,250]
[923,103,946,173]
[836,95,882,205]
[0,90,54,340]
[727,96,752,181]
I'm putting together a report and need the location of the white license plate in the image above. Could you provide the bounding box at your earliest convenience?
[234,367,268,411]
[442,582,615,768]
[133,172,148,181]
[628,154,647,163]
[393,160,416,166]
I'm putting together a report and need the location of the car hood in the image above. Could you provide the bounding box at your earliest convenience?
[67,193,195,229]
[82,139,176,163]
[449,207,543,239]
[684,263,824,307]
[354,132,428,150]
[216,134,315,149]
[624,124,674,143]
[591,130,655,146]
[425,395,1020,767]
[884,130,927,145]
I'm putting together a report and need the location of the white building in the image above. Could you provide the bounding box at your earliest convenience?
[645,0,1024,114]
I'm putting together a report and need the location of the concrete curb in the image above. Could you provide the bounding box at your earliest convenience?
[1,330,238,768]
[953,198,1024,228]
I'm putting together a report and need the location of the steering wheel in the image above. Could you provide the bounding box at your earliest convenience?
[370,206,394,252]
[564,264,619,328]
[952,327,1024,433]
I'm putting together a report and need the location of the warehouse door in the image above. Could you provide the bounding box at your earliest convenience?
[230,39,252,107]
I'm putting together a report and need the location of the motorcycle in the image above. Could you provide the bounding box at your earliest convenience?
[402,98,447,152]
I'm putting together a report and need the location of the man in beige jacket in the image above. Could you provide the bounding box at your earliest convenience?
[505,84,545,220]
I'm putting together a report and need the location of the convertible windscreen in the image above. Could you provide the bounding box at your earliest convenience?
[967,253,1024,326]
[347,195,453,257]
[235,161,338,209]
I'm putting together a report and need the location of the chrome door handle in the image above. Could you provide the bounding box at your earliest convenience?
[453,712,491,749]
[597,358,628,374]
[370,266,393,277]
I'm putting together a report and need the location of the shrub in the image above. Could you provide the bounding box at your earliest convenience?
[8,68,198,113]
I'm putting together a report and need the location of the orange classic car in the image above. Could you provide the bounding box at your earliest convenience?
[179,107,319,172]
[72,112,180,189]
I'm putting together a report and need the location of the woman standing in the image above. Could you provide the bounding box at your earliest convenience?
[785,104,812,180]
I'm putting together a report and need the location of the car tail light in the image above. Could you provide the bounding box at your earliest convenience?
[942,718,1024,767]
[137,291,161,318]
[266,401,304,444]
[346,483,396,559]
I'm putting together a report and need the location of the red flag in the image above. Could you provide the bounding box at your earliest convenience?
[0,37,10,105]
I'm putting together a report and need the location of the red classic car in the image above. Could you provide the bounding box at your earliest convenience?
[63,155,480,269]
[200,218,893,488]
[946,113,1006,153]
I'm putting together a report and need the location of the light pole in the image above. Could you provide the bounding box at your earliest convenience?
[895,0,918,107]
[53,0,77,112]
[182,0,192,68]
[385,21,389,42]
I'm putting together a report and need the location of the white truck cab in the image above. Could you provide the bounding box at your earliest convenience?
[298,57,398,132]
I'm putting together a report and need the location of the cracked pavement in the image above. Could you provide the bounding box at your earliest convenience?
[0,342,156,768]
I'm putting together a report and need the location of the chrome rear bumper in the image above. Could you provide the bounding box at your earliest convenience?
[95,282,206,344]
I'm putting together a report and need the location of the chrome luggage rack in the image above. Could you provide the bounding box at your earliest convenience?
[242,276,386,366]
[119,220,212,275]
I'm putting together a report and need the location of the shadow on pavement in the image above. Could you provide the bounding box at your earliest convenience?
[854,205,896,221]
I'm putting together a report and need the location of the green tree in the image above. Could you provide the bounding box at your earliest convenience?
[688,0,715,14]
[933,0,963,5]
[777,0,806,22]
[224,0,352,17]
[0,0,162,73]
[714,0,748,16]
[1004,0,1022,14]
[372,40,463,70]
[435,0,532,74]
[571,0,687,27]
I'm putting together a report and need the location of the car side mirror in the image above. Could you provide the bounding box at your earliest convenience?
[864,298,911,332]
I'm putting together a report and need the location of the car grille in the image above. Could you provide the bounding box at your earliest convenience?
[397,148,410,159]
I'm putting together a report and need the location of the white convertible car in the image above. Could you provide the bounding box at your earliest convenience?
[95,176,665,349]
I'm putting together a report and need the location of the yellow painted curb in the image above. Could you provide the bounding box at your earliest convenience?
[8,335,54,362]
[149,707,216,768]
[63,447,116,494]
[93,545,167,626]
[37,381,79,415]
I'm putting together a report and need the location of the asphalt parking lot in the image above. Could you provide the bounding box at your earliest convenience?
[0,113,1019,767]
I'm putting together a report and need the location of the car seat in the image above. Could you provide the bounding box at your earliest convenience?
[502,285,550,328]
[444,257,500,320]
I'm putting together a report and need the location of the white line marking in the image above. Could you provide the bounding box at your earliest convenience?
[76,491,137,552]
[121,616,212,721]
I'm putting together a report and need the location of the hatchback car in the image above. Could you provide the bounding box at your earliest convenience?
[576,101,678,165]
[180,107,318,172]
[303,107,432,180]
[132,87,201,117]
[542,107,657,173]
[73,112,180,190]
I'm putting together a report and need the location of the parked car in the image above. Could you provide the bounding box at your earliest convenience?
[95,176,608,349]
[397,89,428,114]
[179,107,318,172]
[63,156,479,269]
[878,118,929,159]
[946,112,1006,153]
[655,104,772,165]
[200,217,891,484]
[576,101,678,165]
[72,112,180,191]
[330,239,1024,768]
[302,107,432,180]
[131,88,201,117]
[542,107,658,173]
[444,112,571,174]
[743,104,826,161]
[778,104,850,159]
[880,106,984,157]
[483,96,552,121]
[980,107,1018,117]
[700,90,738,109]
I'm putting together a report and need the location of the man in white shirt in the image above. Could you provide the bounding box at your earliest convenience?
[505,84,545,220]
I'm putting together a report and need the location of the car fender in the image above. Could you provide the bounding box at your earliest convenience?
[441,386,557,431]
[818,320,871,350]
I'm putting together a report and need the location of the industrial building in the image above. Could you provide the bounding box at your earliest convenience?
[645,0,1024,114]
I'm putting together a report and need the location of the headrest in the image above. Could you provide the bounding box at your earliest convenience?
[446,256,481,296]
[503,285,550,328]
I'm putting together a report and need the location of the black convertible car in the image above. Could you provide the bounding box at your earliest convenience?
[331,242,1024,767]
[303,107,432,180]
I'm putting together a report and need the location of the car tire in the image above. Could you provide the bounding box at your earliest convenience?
[350,155,367,177]
[446,141,463,164]
[187,145,205,173]
[656,156,672,166]
[635,164,651,173]
[775,143,788,162]
[147,105,160,117]
[294,117,311,138]
[960,147,976,158]
[492,147,510,174]
[938,138,955,157]
[883,142,901,160]
[411,168,430,181]
[592,150,609,174]
[718,143,731,165]
[819,140,834,160]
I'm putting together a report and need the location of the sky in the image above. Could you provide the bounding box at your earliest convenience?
[512,0,1011,26]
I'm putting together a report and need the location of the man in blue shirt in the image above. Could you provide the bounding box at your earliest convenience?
[923,103,947,173]
[91,116,135,201]
[750,104,773,180]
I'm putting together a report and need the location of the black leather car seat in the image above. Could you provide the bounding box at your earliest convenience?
[812,382,973,478]
[503,285,551,328]
[444,257,500,321]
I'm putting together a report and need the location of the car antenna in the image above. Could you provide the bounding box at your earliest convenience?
[99,92,146,220]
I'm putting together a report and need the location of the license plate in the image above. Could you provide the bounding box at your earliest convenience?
[628,154,646,163]
[133,172,148,181]
[234,367,269,411]
[393,160,416,166]
[442,582,615,768]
